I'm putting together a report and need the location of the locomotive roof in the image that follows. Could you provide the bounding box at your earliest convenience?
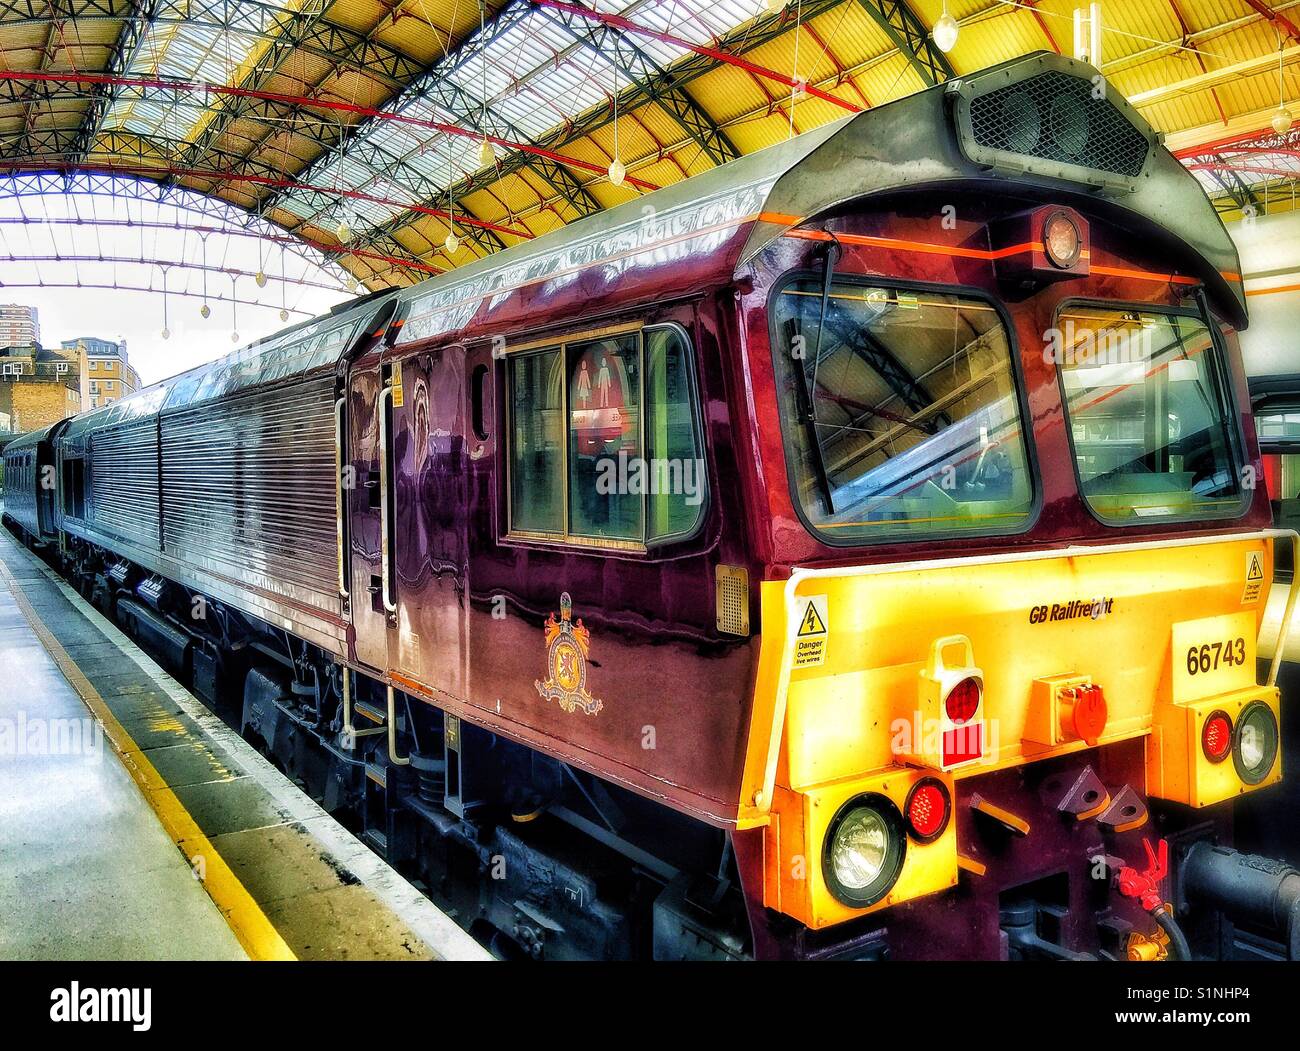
[392,50,1246,344]
[2,423,54,453]
[59,290,398,441]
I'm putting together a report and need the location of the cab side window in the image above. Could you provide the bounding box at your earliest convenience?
[506,324,707,548]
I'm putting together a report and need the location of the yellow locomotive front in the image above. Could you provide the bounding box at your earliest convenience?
[745,532,1292,942]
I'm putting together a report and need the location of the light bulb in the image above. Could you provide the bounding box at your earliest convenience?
[608,157,626,187]
[200,303,211,319]
[254,270,267,288]
[444,230,460,255]
[1272,105,1293,135]
[161,327,170,340]
[232,331,239,343]
[478,137,495,167]
[336,217,351,242]
[279,308,289,322]
[933,11,959,53]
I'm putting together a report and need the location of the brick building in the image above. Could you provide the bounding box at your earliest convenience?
[0,343,83,433]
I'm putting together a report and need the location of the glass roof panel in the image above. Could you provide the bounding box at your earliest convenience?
[104,2,296,144]
[299,0,774,238]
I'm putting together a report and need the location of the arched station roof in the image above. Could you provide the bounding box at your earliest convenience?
[2,0,1300,292]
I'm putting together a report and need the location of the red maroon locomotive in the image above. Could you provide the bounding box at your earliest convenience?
[7,52,1300,961]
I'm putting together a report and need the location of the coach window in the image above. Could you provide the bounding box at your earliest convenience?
[772,278,1034,544]
[508,350,564,534]
[1056,305,1247,524]
[507,324,707,549]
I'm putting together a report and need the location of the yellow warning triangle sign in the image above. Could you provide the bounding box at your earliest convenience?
[1247,554,1264,582]
[798,600,827,637]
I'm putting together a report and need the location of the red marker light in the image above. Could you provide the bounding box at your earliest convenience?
[945,677,981,725]
[905,778,951,842]
[1202,711,1232,764]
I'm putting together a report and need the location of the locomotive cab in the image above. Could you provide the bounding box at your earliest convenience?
[726,53,1296,956]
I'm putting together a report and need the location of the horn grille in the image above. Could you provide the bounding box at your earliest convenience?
[966,70,1150,179]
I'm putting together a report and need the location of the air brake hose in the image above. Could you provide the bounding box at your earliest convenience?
[1151,905,1192,962]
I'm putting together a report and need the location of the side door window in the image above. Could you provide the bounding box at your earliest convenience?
[506,323,707,549]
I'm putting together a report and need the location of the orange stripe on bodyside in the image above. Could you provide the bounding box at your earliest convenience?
[780,228,1098,263]
[1245,281,1300,297]
[780,228,1226,288]
[1090,264,1199,286]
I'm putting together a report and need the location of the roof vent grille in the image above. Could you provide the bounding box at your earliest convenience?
[954,64,1154,191]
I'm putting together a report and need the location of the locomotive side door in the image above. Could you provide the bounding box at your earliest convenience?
[382,346,469,699]
[343,349,392,670]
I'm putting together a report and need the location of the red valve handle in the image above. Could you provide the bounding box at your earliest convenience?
[1116,838,1168,914]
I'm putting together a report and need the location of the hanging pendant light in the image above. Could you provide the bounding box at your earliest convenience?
[1273,37,1293,135]
[161,268,171,339]
[933,2,959,53]
[229,273,239,344]
[346,275,360,292]
[608,52,625,187]
[278,246,290,323]
[255,270,267,288]
[475,1,494,173]
[199,234,211,319]
[444,229,461,255]
[336,215,352,242]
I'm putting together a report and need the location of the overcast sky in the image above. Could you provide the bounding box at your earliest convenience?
[0,186,356,386]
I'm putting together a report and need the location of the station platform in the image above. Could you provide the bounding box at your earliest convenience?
[0,523,490,962]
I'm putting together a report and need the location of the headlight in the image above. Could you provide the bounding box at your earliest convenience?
[1043,210,1082,268]
[1233,702,1279,785]
[823,794,906,908]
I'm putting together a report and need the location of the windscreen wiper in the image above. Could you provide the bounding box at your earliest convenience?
[792,238,841,516]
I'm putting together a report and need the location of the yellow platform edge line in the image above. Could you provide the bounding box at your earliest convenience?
[0,560,296,962]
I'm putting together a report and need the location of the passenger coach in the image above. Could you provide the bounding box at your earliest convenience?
[7,51,1299,961]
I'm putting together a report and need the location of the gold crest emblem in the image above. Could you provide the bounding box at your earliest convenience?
[535,593,603,716]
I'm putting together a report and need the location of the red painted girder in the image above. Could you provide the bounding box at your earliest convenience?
[529,0,863,114]
[0,69,661,192]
